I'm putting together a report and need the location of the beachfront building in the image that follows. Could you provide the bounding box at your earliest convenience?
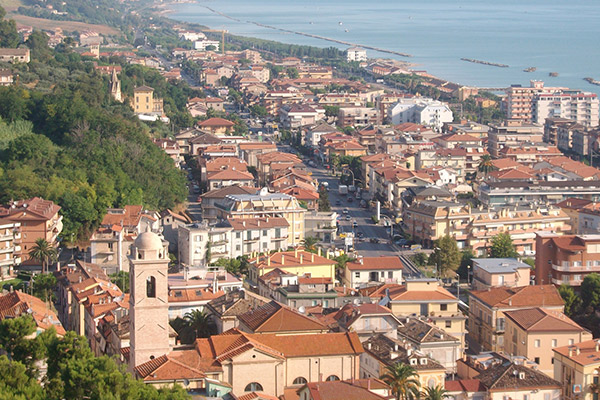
[346,47,367,62]
[533,92,599,128]
[389,98,453,132]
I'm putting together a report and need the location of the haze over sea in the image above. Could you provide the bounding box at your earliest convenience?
[170,0,600,95]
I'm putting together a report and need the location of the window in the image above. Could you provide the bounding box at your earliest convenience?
[544,394,551,400]
[534,357,540,364]
[146,276,156,298]
[236,232,241,239]
[523,395,529,400]
[293,377,307,385]
[388,271,393,279]
[552,339,557,347]
[534,339,541,348]
[326,375,339,381]
[263,242,268,249]
[244,382,263,392]
[108,242,113,250]
[236,245,241,251]
[195,235,202,242]
[569,339,575,345]
[440,304,448,311]
[355,272,360,278]
[445,320,452,328]
[427,378,436,388]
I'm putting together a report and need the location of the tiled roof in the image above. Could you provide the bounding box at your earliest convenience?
[346,256,404,271]
[553,339,600,366]
[0,291,66,335]
[303,379,390,400]
[368,283,457,302]
[207,168,254,181]
[237,392,280,400]
[135,350,207,381]
[363,333,445,371]
[197,117,235,127]
[133,85,154,92]
[168,287,224,303]
[251,250,335,269]
[475,362,560,391]
[207,290,268,317]
[398,318,459,343]
[503,307,585,332]
[237,301,327,333]
[445,379,486,393]
[279,187,320,201]
[470,285,563,308]
[0,197,61,220]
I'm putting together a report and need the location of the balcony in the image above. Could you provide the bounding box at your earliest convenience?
[552,277,583,286]
[272,235,289,241]
[0,246,14,254]
[552,263,598,273]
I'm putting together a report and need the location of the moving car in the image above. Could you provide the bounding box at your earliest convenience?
[342,208,349,214]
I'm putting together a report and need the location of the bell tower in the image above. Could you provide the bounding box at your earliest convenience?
[128,231,170,370]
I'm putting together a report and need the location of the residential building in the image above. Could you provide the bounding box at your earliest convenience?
[369,279,466,352]
[475,362,561,400]
[197,117,235,135]
[296,379,391,400]
[89,206,159,274]
[134,329,364,397]
[228,217,290,255]
[397,317,462,374]
[535,232,600,286]
[361,333,446,389]
[444,379,487,400]
[236,300,328,335]
[200,186,256,223]
[0,291,66,335]
[471,258,532,290]
[304,211,338,243]
[346,47,367,62]
[0,197,62,267]
[305,122,338,147]
[178,221,233,266]
[487,120,544,158]
[0,217,21,277]
[443,120,490,138]
[533,92,599,128]
[504,307,592,378]
[258,269,338,309]
[158,209,190,252]
[215,189,307,246]
[205,289,269,334]
[206,168,255,190]
[248,249,337,289]
[344,256,404,289]
[337,107,378,128]
[467,285,564,353]
[0,48,30,63]
[239,142,278,167]
[279,104,322,129]
[0,68,13,86]
[402,201,570,255]
[389,98,453,132]
[416,148,467,177]
[318,303,402,341]
[131,86,164,117]
[505,80,564,122]
[553,339,600,400]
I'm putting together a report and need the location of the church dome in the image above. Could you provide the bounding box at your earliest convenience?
[134,231,163,250]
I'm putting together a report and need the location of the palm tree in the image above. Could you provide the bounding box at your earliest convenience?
[301,236,319,253]
[477,154,495,177]
[28,238,58,274]
[183,309,213,339]
[421,385,448,400]
[381,363,420,400]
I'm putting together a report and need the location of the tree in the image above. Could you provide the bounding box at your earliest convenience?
[381,363,420,400]
[422,385,448,400]
[0,355,45,399]
[0,7,19,48]
[318,186,331,211]
[411,252,429,267]
[249,104,268,118]
[490,232,518,258]
[457,248,475,280]
[28,238,58,274]
[32,273,57,302]
[286,67,299,79]
[477,154,495,177]
[183,309,213,339]
[0,315,36,362]
[109,271,130,293]
[429,236,461,277]
[559,284,581,317]
[301,236,319,253]
[581,273,600,313]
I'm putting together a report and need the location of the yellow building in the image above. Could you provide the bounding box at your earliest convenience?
[504,307,592,378]
[216,189,306,246]
[553,339,600,400]
[132,85,164,116]
[248,249,336,289]
[468,285,564,353]
[368,279,466,354]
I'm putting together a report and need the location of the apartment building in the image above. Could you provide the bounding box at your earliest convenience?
[533,92,599,128]
[337,107,378,128]
[215,189,306,245]
[346,47,367,62]
[0,48,30,63]
[0,218,21,277]
[535,232,600,286]
[0,197,62,267]
[402,201,570,255]
[504,307,591,378]
[178,221,233,266]
[228,217,290,255]
[553,339,600,400]
[344,256,404,289]
[131,86,164,116]
[471,258,531,290]
[487,119,544,158]
[389,98,453,131]
[467,285,564,353]
[259,270,338,309]
[505,80,564,122]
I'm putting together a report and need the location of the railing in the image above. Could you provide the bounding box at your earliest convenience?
[0,246,15,254]
[552,264,597,273]
[552,277,583,285]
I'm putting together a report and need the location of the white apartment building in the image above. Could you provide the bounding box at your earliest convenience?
[389,98,453,132]
[194,39,220,51]
[0,218,21,277]
[228,217,290,255]
[346,47,367,62]
[533,92,599,128]
[178,222,233,267]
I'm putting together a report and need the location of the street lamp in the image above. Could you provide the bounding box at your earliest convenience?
[342,168,355,187]
[456,272,460,302]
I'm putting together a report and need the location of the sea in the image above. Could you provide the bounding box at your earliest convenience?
[169,0,600,95]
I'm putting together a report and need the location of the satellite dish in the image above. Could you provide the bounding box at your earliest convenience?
[183,379,190,387]
[353,299,360,305]
[298,306,306,314]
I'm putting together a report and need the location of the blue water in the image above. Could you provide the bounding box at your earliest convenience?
[169,0,600,94]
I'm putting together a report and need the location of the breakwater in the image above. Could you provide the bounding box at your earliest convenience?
[461,58,509,68]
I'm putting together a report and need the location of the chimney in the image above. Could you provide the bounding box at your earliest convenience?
[311,253,315,262]
[394,343,399,351]
[222,304,226,314]
[367,342,372,350]
[508,298,512,306]
[596,340,600,352]
[318,247,322,256]
[300,253,303,264]
[281,255,285,265]
[242,221,246,227]
[295,248,298,258]
[267,256,271,267]
[569,347,573,357]
[577,347,581,355]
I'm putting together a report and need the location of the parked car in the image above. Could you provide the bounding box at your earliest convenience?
[370,238,380,244]
[345,215,352,221]
[336,199,341,206]
[342,208,349,214]
[347,196,353,203]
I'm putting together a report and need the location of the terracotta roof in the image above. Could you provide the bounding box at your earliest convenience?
[445,379,486,393]
[251,250,336,269]
[135,350,207,381]
[470,285,564,308]
[346,256,404,271]
[363,333,445,371]
[475,362,560,391]
[503,307,585,332]
[98,205,145,228]
[0,197,61,221]
[237,392,280,400]
[279,186,320,201]
[398,318,459,344]
[201,185,256,199]
[302,379,390,400]
[207,168,255,181]
[239,142,277,150]
[207,290,268,318]
[368,283,457,302]
[553,339,600,366]
[197,117,235,127]
[237,301,327,333]
[0,291,66,335]
[168,287,224,303]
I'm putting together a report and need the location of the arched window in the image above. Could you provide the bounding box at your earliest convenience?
[244,382,263,392]
[146,276,156,298]
[293,377,307,385]
[427,378,436,388]
[326,375,340,381]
